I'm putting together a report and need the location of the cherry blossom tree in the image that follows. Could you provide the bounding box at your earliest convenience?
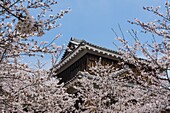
[69,59,170,113]
[113,1,170,88]
[0,0,76,112]
[0,67,75,112]
[0,0,70,63]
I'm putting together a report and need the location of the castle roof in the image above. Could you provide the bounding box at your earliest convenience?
[53,38,122,75]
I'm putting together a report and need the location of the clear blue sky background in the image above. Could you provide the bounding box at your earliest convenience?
[33,0,165,69]
[53,0,164,48]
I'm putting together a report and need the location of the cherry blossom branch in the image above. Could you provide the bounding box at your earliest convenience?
[0,3,22,21]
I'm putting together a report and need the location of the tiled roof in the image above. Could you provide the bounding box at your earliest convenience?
[53,38,122,75]
[61,38,121,60]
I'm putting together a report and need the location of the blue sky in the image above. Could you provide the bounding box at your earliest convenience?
[33,0,165,69]
[51,0,164,49]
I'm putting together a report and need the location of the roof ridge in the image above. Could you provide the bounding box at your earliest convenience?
[71,37,85,43]
[70,38,120,55]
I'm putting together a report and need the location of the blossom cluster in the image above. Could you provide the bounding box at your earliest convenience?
[114,1,170,88]
[0,0,70,63]
[0,0,73,112]
[67,60,170,113]
[0,62,76,112]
